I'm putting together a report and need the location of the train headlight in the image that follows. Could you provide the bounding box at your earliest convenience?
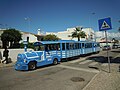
[24,59,27,63]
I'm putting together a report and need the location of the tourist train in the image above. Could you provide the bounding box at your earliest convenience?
[15,40,100,70]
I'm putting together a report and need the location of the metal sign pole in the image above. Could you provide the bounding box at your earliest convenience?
[105,30,111,73]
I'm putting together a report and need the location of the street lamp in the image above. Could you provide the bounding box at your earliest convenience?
[24,17,31,44]
[89,13,96,42]
[25,17,31,31]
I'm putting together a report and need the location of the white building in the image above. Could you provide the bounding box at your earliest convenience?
[20,31,38,43]
[46,27,95,41]
[0,29,44,48]
[95,31,120,42]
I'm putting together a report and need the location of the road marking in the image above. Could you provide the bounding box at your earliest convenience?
[89,62,98,66]
[57,65,99,73]
[79,60,92,64]
[101,63,108,66]
[68,57,87,64]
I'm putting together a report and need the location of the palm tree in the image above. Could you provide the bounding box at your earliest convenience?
[71,27,86,41]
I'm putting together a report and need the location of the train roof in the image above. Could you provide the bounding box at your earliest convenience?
[33,40,99,46]
[34,40,75,45]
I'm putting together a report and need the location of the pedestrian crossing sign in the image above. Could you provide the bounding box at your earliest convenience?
[98,17,112,31]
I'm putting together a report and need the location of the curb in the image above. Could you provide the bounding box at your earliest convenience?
[0,62,15,68]
[82,71,101,90]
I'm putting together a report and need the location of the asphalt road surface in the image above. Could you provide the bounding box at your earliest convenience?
[0,48,119,90]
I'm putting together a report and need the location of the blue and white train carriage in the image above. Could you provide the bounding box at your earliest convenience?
[15,40,100,70]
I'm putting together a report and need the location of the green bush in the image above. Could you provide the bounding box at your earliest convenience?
[20,43,34,49]
[20,43,24,48]
[28,43,34,49]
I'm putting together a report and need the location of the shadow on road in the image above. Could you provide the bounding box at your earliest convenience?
[86,56,120,64]
[111,50,120,53]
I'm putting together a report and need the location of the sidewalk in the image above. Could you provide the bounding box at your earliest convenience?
[0,62,15,68]
[83,64,120,90]
[83,53,120,90]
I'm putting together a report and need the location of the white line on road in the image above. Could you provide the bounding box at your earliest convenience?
[57,65,99,73]
[101,63,108,66]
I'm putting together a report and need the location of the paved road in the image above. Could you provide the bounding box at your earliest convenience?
[0,65,96,90]
[0,48,119,90]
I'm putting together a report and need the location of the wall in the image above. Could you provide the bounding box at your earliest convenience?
[0,49,33,63]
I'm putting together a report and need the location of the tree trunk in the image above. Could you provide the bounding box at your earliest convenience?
[2,41,7,48]
[10,41,13,48]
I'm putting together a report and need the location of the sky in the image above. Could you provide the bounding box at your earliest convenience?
[0,0,120,34]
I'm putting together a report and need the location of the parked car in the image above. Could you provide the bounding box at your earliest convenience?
[102,45,111,50]
[118,45,120,48]
[112,45,119,49]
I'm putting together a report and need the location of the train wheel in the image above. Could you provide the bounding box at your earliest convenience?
[53,58,58,65]
[28,62,36,70]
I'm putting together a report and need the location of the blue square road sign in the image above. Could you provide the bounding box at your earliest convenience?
[98,17,112,31]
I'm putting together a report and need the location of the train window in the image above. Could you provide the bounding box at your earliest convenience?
[56,43,60,50]
[85,43,88,48]
[34,46,40,51]
[44,44,50,51]
[62,43,65,50]
[85,43,92,48]
[75,43,79,49]
[34,45,45,51]
[45,44,60,51]
[82,43,85,48]
[69,43,74,50]
[79,43,81,48]
[90,43,92,48]
[66,43,69,50]
[45,45,48,51]
[50,43,60,50]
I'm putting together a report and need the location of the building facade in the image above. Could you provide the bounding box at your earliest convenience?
[0,29,44,48]
[46,27,95,41]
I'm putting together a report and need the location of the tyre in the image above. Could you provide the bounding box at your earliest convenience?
[28,62,36,70]
[53,58,58,65]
